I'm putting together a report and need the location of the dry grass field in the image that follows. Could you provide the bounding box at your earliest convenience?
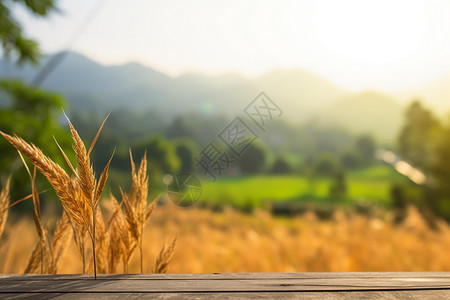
[2,203,450,274]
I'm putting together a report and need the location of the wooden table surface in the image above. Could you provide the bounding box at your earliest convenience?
[1,272,450,299]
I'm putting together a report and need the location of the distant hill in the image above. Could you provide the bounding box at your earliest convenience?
[0,51,409,141]
[0,52,174,112]
[318,91,404,142]
[0,51,348,121]
[403,74,450,114]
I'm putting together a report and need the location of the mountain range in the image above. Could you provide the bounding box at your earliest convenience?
[0,51,425,142]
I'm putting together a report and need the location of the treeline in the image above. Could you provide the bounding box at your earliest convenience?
[4,80,450,220]
[64,101,450,221]
[68,108,377,196]
[0,81,380,210]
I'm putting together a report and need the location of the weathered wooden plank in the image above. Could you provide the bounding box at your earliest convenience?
[1,272,450,280]
[2,291,450,300]
[0,273,450,293]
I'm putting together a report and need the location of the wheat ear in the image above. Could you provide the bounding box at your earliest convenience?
[153,237,177,273]
[0,131,90,226]
[127,151,158,273]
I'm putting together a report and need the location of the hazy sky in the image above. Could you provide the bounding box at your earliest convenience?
[12,0,450,92]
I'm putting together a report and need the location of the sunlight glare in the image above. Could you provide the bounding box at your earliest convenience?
[312,0,425,66]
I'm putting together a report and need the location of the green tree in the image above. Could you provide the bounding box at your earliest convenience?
[238,142,268,174]
[313,152,339,176]
[340,149,362,169]
[355,134,376,165]
[0,80,72,202]
[0,0,57,65]
[390,183,407,223]
[131,135,180,187]
[166,117,192,139]
[429,117,450,195]
[398,100,440,171]
[396,101,450,219]
[269,156,292,174]
[174,138,198,173]
[0,0,69,207]
[329,169,347,200]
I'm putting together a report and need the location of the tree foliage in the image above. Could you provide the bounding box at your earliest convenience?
[429,116,450,194]
[270,157,292,174]
[329,170,347,200]
[313,152,340,176]
[0,0,57,65]
[395,100,450,219]
[0,0,66,207]
[398,100,440,171]
[0,80,72,202]
[132,135,180,178]
[355,134,375,164]
[174,138,198,173]
[237,142,268,174]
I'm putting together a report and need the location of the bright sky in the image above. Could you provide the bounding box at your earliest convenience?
[12,0,450,93]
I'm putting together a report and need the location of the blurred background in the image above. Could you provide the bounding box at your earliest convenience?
[2,0,450,273]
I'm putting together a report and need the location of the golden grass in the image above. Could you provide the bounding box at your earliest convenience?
[140,204,450,272]
[2,204,450,273]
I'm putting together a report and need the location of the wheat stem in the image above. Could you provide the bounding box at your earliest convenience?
[139,228,143,274]
[92,203,97,280]
[82,241,85,274]
[40,240,44,274]
[81,214,95,276]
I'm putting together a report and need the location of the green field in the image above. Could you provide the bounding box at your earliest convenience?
[199,165,408,211]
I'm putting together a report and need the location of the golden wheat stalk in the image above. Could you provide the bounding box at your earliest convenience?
[68,215,88,273]
[48,212,73,274]
[105,193,124,231]
[96,209,108,273]
[17,151,50,274]
[0,176,11,240]
[62,115,98,277]
[64,113,113,279]
[24,239,48,274]
[1,112,178,275]
[88,209,108,274]
[106,195,123,274]
[153,237,177,273]
[31,167,48,274]
[122,189,140,243]
[1,111,112,279]
[0,131,89,226]
[65,115,95,204]
[21,154,49,274]
[126,151,158,273]
[117,193,136,274]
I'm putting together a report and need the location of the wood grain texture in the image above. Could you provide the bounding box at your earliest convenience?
[3,292,450,300]
[1,273,449,299]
